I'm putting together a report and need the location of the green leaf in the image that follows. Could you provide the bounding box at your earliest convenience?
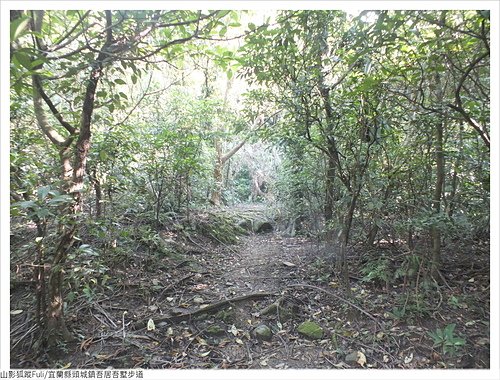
[217,10,231,19]
[12,51,32,70]
[37,186,51,200]
[219,26,227,37]
[16,200,36,209]
[248,22,256,31]
[35,208,52,218]
[10,15,31,42]
[47,194,73,205]
[114,78,126,85]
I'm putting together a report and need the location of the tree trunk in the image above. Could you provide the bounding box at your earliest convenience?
[46,225,75,345]
[366,224,379,246]
[43,12,112,346]
[210,140,224,206]
[33,219,47,333]
[89,167,103,218]
[447,123,463,218]
[428,11,449,278]
[324,153,336,233]
[431,118,445,277]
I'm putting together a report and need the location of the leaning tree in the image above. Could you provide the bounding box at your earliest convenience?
[10,9,233,346]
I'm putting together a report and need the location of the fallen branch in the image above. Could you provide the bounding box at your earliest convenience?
[134,292,274,329]
[157,273,195,300]
[286,283,381,327]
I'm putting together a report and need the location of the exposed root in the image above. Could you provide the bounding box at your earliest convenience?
[134,292,274,329]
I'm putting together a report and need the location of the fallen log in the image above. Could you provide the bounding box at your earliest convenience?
[134,292,274,329]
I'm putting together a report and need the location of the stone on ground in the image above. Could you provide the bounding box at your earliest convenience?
[297,321,324,339]
[254,324,273,341]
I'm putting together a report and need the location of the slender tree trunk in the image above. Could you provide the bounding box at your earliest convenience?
[210,140,224,206]
[337,191,360,295]
[46,223,75,344]
[366,178,394,246]
[429,11,448,278]
[447,123,463,218]
[89,167,102,218]
[431,118,445,276]
[366,224,379,247]
[324,153,336,233]
[34,222,47,332]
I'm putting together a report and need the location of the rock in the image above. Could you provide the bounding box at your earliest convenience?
[297,321,324,340]
[345,351,359,363]
[345,351,367,366]
[260,302,279,316]
[255,221,273,233]
[254,324,273,341]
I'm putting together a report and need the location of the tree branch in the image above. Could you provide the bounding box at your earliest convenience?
[221,139,247,164]
[32,75,76,134]
[32,77,73,147]
[448,51,490,148]
[49,11,91,52]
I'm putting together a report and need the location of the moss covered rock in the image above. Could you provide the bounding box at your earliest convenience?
[254,324,273,341]
[297,321,324,340]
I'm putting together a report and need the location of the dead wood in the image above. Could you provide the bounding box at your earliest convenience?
[287,283,381,327]
[157,273,195,300]
[134,292,274,329]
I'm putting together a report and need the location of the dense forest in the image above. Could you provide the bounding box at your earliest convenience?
[8,8,492,371]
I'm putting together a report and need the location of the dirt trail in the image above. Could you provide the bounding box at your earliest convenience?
[183,232,335,369]
[215,233,313,294]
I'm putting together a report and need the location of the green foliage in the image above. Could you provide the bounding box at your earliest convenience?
[11,186,73,221]
[226,165,252,203]
[67,243,110,303]
[428,324,466,356]
[8,10,491,355]
[273,144,325,234]
[447,295,470,310]
[394,254,421,283]
[389,292,431,321]
[360,257,391,285]
[133,225,170,256]
[192,212,245,245]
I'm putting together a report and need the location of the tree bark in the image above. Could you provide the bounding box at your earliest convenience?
[429,17,447,277]
[89,166,103,218]
[210,139,224,206]
[431,118,445,277]
[324,154,336,227]
[210,135,248,205]
[31,10,114,346]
